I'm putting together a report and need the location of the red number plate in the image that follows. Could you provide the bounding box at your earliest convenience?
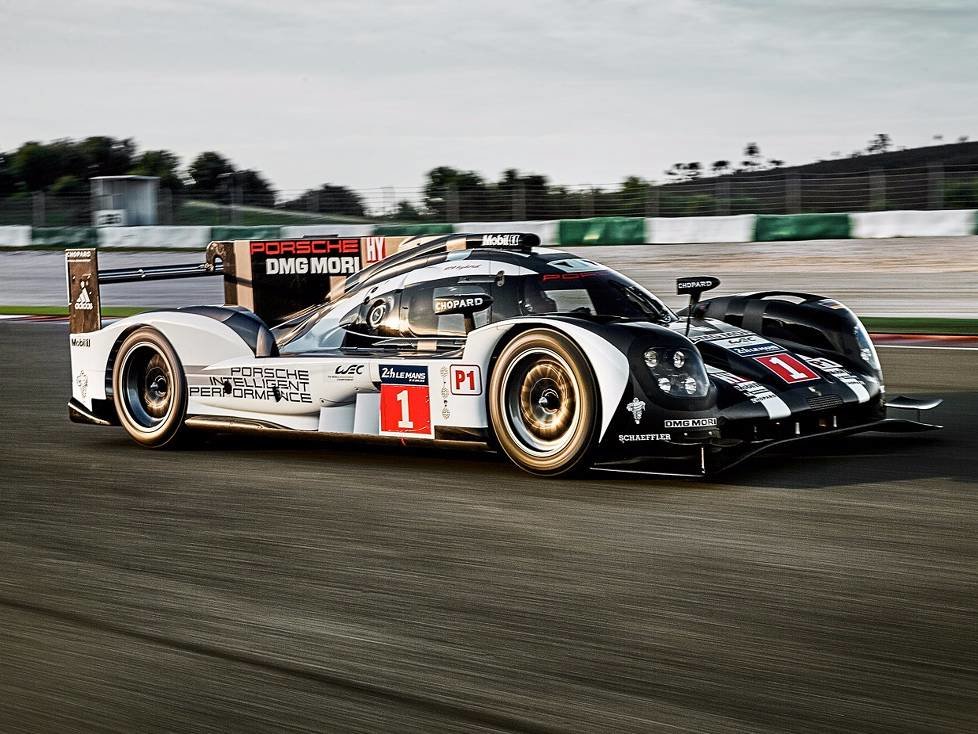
[379,385,431,435]
[754,354,820,383]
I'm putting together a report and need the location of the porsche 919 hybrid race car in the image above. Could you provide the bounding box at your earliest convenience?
[65,233,940,477]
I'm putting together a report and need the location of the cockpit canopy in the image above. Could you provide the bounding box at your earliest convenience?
[276,248,677,351]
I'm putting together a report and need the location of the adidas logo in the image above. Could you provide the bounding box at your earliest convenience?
[74,285,94,311]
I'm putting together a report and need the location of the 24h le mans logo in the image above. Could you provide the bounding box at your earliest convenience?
[626,397,646,424]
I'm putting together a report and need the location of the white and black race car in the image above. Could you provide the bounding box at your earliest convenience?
[65,233,940,477]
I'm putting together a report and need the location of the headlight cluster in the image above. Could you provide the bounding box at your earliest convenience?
[853,324,880,371]
[644,347,708,397]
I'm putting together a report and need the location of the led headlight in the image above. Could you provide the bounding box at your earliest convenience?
[853,324,880,371]
[644,346,709,398]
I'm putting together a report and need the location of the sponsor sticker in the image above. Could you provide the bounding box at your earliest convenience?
[481,234,523,248]
[676,277,720,293]
[264,256,359,275]
[249,239,362,276]
[70,336,91,347]
[706,333,785,357]
[329,363,365,382]
[450,365,482,396]
[728,342,784,357]
[663,418,718,428]
[74,284,95,311]
[189,366,312,403]
[380,364,431,436]
[434,295,490,314]
[754,354,820,384]
[689,328,754,344]
[707,367,792,419]
[618,433,671,443]
[75,370,88,399]
[250,239,359,256]
[800,356,870,403]
[380,364,428,385]
[626,397,646,424]
[363,236,386,265]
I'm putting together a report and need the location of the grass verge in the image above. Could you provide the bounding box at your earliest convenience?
[861,317,978,335]
[0,305,148,318]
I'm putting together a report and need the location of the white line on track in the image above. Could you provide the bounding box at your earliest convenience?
[877,344,978,351]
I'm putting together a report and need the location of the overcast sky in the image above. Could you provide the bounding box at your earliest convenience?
[1,0,975,194]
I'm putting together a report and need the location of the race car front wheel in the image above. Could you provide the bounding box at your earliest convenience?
[112,328,187,448]
[489,329,598,476]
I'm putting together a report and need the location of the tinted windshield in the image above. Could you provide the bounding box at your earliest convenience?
[517,271,677,321]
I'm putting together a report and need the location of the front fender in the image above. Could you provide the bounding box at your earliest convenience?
[463,318,631,442]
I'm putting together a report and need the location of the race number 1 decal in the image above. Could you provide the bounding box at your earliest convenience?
[379,365,432,436]
[754,354,819,383]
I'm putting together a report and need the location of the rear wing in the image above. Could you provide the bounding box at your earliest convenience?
[65,234,518,333]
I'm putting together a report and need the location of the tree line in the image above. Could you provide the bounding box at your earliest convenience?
[1,133,973,221]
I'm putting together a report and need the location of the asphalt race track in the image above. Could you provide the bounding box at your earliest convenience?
[1,322,976,733]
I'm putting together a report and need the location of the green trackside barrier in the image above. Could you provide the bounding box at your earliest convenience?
[754,213,851,242]
[371,223,455,236]
[209,226,283,241]
[557,217,646,246]
[30,227,97,247]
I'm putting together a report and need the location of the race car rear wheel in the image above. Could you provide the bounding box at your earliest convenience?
[489,329,598,476]
[112,328,187,448]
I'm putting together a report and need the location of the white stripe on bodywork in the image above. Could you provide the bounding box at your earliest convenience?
[800,356,870,403]
[707,366,792,419]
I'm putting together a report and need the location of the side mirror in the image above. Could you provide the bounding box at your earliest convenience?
[433,292,493,333]
[676,276,720,336]
[676,276,720,298]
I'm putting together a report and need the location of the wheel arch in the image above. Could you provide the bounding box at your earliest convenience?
[466,318,631,443]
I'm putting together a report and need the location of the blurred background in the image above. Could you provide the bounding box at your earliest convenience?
[1,135,977,226]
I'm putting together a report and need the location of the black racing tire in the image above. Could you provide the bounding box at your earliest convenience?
[488,329,598,477]
[112,328,188,448]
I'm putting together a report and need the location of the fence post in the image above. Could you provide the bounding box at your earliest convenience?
[785,174,794,214]
[513,182,526,221]
[158,188,172,224]
[581,188,595,218]
[928,162,944,210]
[446,185,460,222]
[869,169,887,210]
[645,186,659,217]
[230,176,242,225]
[716,178,731,216]
[32,191,45,227]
